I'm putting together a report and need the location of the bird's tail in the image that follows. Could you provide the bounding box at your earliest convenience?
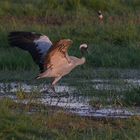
[35,71,48,79]
[35,75,41,79]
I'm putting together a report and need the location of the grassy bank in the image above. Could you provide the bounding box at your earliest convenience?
[0,0,140,70]
[0,98,140,140]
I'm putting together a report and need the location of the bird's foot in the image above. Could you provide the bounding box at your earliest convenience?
[42,89,59,97]
[45,85,60,97]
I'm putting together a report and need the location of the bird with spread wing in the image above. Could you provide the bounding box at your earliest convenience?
[8,31,88,93]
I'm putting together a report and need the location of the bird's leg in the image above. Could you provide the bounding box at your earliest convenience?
[42,74,62,95]
[52,76,62,86]
[45,84,57,96]
[49,84,56,94]
[49,76,62,95]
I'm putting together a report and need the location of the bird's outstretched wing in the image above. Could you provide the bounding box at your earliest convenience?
[8,31,52,72]
[44,39,73,70]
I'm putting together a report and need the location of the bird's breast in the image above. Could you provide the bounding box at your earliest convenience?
[50,60,75,76]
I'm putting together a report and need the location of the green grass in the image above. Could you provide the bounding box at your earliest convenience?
[0,98,140,140]
[123,87,140,106]
[89,87,140,108]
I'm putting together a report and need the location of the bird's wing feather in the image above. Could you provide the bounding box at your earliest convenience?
[44,39,72,69]
[8,31,52,72]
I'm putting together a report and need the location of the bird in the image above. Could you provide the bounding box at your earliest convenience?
[98,10,103,21]
[8,31,88,93]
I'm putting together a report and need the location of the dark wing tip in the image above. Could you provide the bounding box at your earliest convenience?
[8,31,42,47]
[8,31,52,73]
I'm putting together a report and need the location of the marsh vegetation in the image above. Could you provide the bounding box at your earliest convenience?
[0,0,140,139]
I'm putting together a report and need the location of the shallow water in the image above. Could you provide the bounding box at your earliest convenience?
[0,79,140,119]
[91,79,140,91]
[1,78,140,93]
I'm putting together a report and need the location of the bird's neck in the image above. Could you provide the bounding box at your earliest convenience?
[78,57,86,65]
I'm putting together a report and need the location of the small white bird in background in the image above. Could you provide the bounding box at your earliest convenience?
[8,31,88,93]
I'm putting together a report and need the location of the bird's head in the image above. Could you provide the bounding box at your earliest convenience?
[98,10,103,20]
[79,43,88,55]
[98,10,102,15]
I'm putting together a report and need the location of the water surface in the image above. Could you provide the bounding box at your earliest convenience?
[0,78,140,119]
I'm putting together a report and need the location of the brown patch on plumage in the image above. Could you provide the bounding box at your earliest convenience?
[44,39,72,70]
